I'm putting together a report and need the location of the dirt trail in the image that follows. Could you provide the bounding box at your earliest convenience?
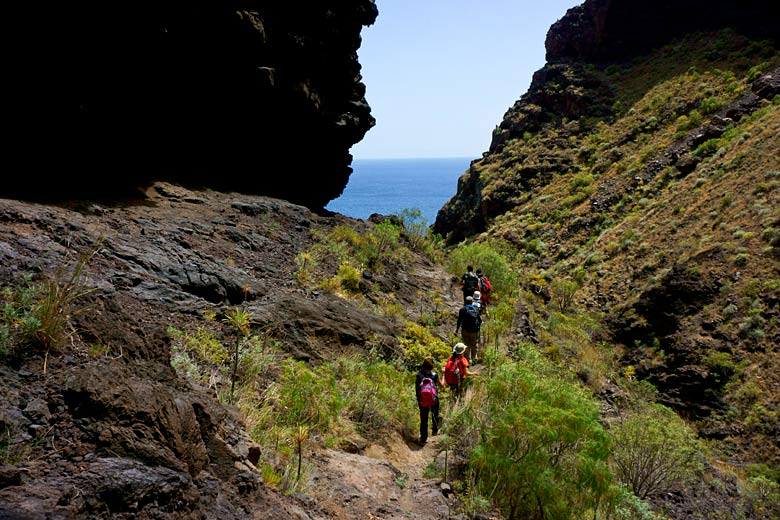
[303,263,460,519]
[306,431,453,519]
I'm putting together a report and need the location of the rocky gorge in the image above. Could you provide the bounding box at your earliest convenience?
[2,0,780,518]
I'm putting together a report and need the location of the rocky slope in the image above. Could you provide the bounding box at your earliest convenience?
[0,185,458,518]
[2,1,377,209]
[434,0,780,486]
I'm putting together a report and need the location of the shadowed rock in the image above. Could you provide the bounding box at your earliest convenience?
[2,1,378,209]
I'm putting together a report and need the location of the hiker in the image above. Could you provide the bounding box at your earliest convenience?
[461,265,479,304]
[472,290,482,314]
[476,268,492,307]
[455,296,481,361]
[443,343,472,400]
[415,358,440,445]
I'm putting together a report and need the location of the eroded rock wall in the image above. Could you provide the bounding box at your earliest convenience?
[433,0,779,240]
[3,1,377,209]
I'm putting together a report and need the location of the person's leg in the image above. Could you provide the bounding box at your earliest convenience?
[432,401,440,435]
[463,331,477,361]
[419,405,430,444]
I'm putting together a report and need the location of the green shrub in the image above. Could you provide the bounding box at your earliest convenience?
[550,278,579,312]
[733,252,750,266]
[738,300,765,341]
[169,326,230,366]
[607,485,666,519]
[693,138,721,158]
[738,475,780,519]
[266,359,342,432]
[367,221,401,268]
[570,173,594,193]
[399,321,451,368]
[448,241,518,299]
[294,252,317,285]
[457,355,615,520]
[333,356,417,438]
[761,227,780,247]
[746,62,769,82]
[336,261,361,293]
[676,110,703,132]
[0,281,40,356]
[702,351,737,383]
[1,248,96,355]
[700,96,725,115]
[610,403,704,499]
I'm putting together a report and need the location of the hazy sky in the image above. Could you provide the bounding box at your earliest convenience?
[351,0,582,159]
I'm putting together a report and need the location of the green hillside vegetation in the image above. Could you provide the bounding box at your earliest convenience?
[2,28,778,520]
[2,196,777,518]
[436,30,780,517]
[156,208,776,517]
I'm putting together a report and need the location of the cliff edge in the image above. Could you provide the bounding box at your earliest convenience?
[2,1,378,209]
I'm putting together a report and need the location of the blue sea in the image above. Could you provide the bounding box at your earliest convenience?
[326,157,473,224]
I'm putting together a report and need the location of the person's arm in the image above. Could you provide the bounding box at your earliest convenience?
[456,307,463,332]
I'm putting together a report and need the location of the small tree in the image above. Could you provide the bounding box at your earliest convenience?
[368,221,400,267]
[293,425,309,482]
[398,207,429,250]
[550,278,578,313]
[610,403,704,499]
[223,307,252,403]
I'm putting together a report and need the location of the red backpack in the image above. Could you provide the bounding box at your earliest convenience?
[419,377,438,407]
[479,275,492,293]
[444,356,464,385]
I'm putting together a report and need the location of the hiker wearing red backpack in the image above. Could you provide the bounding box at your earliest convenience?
[443,343,473,400]
[415,358,440,445]
[476,268,492,307]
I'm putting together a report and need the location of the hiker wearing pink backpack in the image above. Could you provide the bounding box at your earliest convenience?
[415,358,440,445]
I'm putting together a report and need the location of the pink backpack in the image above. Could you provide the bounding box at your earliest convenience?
[419,377,438,407]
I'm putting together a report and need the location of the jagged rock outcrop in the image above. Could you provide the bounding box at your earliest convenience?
[434,0,779,241]
[0,184,460,518]
[546,0,780,63]
[2,1,377,209]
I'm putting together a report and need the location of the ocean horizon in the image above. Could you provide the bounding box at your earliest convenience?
[326,157,474,225]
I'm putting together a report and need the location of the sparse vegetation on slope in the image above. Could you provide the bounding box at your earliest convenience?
[435,26,780,519]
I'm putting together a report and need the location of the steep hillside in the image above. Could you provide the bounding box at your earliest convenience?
[435,0,780,495]
[2,1,377,208]
[0,186,459,518]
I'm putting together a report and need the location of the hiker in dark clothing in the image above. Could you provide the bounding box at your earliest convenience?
[461,265,479,304]
[455,296,481,361]
[415,359,440,445]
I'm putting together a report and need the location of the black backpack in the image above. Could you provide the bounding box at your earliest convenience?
[463,272,479,293]
[464,305,481,331]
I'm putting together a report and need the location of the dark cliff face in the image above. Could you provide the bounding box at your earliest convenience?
[2,1,377,209]
[546,0,780,63]
[434,0,779,240]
